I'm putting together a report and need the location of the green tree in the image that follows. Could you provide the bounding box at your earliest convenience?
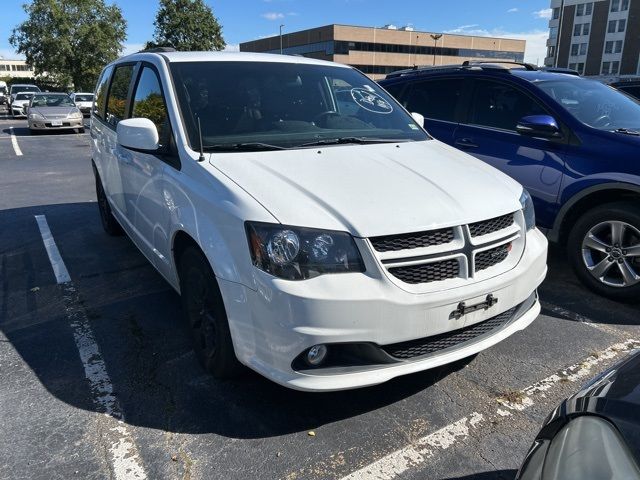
[10,0,127,91]
[146,0,225,51]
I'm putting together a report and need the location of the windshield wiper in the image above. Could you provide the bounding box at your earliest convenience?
[202,142,289,152]
[612,128,640,136]
[297,137,411,148]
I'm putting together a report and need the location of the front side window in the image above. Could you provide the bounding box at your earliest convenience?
[467,80,547,132]
[404,78,464,123]
[170,61,428,151]
[105,64,134,128]
[538,78,640,130]
[94,65,114,119]
[131,66,169,142]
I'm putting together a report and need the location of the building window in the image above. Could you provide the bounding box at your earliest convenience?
[550,26,559,39]
[553,7,560,19]
[608,20,617,33]
[609,19,626,33]
[611,0,620,11]
[576,3,592,16]
[573,23,590,36]
[570,43,587,56]
[612,61,620,74]
[618,19,626,32]
[547,45,556,57]
[605,40,624,54]
[621,0,629,10]
[602,61,610,74]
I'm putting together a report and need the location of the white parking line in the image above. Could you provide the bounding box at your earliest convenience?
[9,126,22,156]
[35,214,147,480]
[340,338,639,480]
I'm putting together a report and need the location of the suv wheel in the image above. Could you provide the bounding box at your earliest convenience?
[94,168,123,236]
[568,202,640,302]
[178,247,243,378]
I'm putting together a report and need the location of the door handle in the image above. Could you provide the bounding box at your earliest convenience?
[455,138,479,149]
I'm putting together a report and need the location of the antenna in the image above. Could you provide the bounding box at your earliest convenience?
[196,115,205,162]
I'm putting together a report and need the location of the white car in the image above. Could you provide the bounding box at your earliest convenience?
[91,51,548,391]
[70,92,94,116]
[11,92,35,117]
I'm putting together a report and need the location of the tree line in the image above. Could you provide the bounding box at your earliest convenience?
[9,0,226,92]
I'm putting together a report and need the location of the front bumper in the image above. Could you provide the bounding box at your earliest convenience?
[28,118,84,130]
[221,228,548,391]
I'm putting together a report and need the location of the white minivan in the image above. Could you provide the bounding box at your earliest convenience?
[91,50,548,391]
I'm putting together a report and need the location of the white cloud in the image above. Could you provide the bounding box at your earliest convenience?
[444,25,549,65]
[507,8,519,13]
[261,12,285,20]
[533,8,552,19]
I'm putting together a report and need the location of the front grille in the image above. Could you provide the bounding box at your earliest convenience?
[370,228,454,252]
[475,244,510,272]
[388,258,459,284]
[469,214,514,237]
[382,306,517,359]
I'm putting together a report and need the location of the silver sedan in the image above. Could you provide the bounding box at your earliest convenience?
[27,93,85,134]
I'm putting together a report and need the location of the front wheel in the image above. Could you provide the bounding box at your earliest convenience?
[94,168,123,236]
[178,247,243,378]
[567,202,640,302]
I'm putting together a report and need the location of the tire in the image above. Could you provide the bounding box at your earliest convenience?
[94,168,124,236]
[567,202,640,302]
[178,247,243,378]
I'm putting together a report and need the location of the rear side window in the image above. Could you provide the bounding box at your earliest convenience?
[93,65,113,119]
[404,79,465,122]
[468,80,547,131]
[105,64,135,128]
[131,66,169,143]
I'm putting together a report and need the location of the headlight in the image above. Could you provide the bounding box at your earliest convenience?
[520,189,536,231]
[28,112,45,120]
[67,111,82,119]
[246,222,365,280]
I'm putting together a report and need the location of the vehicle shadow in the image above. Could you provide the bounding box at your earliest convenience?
[2,126,84,137]
[0,202,469,440]
[1,202,637,442]
[442,471,518,480]
[539,244,640,326]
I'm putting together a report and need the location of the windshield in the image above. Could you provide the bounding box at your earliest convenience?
[31,94,75,107]
[537,78,640,131]
[15,93,34,100]
[74,94,94,102]
[170,61,428,151]
[12,85,40,94]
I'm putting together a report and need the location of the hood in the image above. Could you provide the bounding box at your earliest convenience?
[30,106,79,117]
[209,140,523,237]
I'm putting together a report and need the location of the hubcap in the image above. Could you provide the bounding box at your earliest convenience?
[581,221,640,288]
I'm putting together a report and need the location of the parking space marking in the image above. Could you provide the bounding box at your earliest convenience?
[35,214,148,480]
[340,337,639,480]
[9,126,23,156]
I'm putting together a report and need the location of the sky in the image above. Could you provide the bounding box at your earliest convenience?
[0,0,554,64]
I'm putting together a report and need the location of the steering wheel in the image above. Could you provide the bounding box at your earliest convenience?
[592,114,612,128]
[312,111,340,127]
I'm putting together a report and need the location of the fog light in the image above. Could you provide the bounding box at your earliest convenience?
[306,344,328,366]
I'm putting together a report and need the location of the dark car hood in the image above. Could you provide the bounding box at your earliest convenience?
[559,349,640,459]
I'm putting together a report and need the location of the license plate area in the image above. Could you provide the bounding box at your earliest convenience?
[51,120,63,126]
[449,294,498,320]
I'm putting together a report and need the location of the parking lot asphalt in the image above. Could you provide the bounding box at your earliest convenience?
[0,106,638,480]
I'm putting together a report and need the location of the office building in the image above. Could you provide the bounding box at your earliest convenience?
[544,0,640,78]
[0,58,35,78]
[240,24,526,80]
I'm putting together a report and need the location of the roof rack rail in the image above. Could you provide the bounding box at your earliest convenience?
[141,46,177,53]
[539,67,580,76]
[461,60,538,71]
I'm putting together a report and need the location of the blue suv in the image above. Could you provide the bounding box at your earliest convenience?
[380,62,640,301]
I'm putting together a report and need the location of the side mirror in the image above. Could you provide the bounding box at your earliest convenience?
[411,111,425,128]
[516,115,562,139]
[117,118,159,152]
